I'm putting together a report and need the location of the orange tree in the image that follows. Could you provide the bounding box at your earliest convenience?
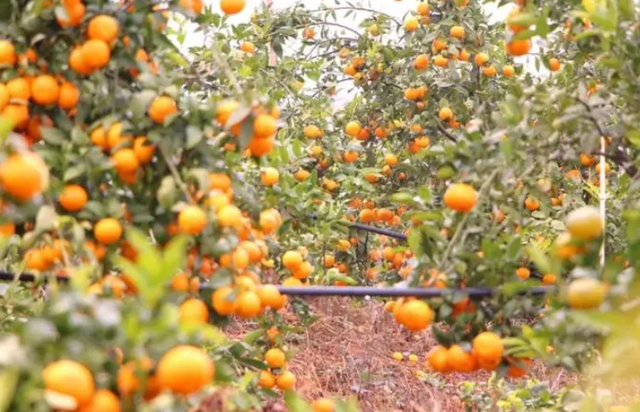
[0,0,363,411]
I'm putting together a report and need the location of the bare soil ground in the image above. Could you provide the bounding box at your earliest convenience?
[227,297,575,412]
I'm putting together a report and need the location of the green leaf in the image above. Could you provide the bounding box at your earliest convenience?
[526,245,551,274]
[40,127,66,146]
[186,125,203,149]
[284,390,314,412]
[63,164,86,182]
[35,205,57,233]
[129,90,157,119]
[0,368,19,412]
[70,127,89,145]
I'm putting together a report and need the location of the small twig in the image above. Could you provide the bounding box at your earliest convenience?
[307,6,402,26]
[158,144,196,204]
[437,123,458,143]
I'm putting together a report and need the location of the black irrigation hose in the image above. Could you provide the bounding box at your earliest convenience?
[0,271,69,283]
[348,222,407,240]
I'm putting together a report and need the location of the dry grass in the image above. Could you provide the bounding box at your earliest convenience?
[225,297,577,412]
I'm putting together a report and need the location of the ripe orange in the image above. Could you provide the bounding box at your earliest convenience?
[345,121,361,137]
[257,284,286,310]
[343,151,358,163]
[482,65,497,77]
[304,27,316,39]
[502,65,515,77]
[433,55,449,68]
[413,54,429,70]
[94,217,123,245]
[88,15,120,43]
[524,197,539,211]
[506,7,529,32]
[580,153,595,166]
[7,77,31,101]
[0,152,48,201]
[542,274,557,285]
[220,0,245,14]
[240,41,256,53]
[566,206,602,240]
[450,25,465,38]
[42,360,95,407]
[77,389,120,412]
[506,39,532,56]
[294,169,310,182]
[417,2,430,15]
[549,57,561,72]
[261,167,279,186]
[427,345,450,372]
[447,344,477,373]
[459,49,470,61]
[472,332,504,370]
[566,277,606,309]
[438,107,453,120]
[58,82,80,109]
[235,290,262,318]
[82,39,111,69]
[179,298,209,324]
[282,250,303,271]
[69,47,93,75]
[253,114,277,138]
[507,357,531,378]
[303,125,323,139]
[515,267,530,280]
[215,99,240,126]
[404,16,419,32]
[112,149,139,174]
[148,95,178,124]
[248,135,275,157]
[265,348,286,368]
[178,206,207,235]
[59,184,88,212]
[474,52,489,66]
[257,370,276,388]
[312,398,335,412]
[31,75,60,106]
[276,370,296,390]
[443,183,478,212]
[133,137,155,164]
[157,345,214,395]
[218,204,242,228]
[0,40,16,66]
[0,84,8,110]
[57,1,85,27]
[211,286,236,315]
[396,300,433,331]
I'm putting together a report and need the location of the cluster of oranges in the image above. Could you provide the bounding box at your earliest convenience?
[43,345,214,411]
[504,5,533,57]
[257,347,296,391]
[281,250,315,284]
[426,332,531,377]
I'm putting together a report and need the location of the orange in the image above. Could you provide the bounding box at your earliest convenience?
[253,114,277,138]
[566,277,606,309]
[57,2,85,27]
[77,389,120,412]
[88,15,120,43]
[524,197,539,211]
[25,249,48,271]
[257,370,276,389]
[294,169,310,182]
[59,184,88,212]
[549,57,561,72]
[58,82,80,109]
[31,75,60,105]
[507,357,531,378]
[212,286,236,315]
[459,49,470,61]
[566,206,602,240]
[148,95,178,124]
[396,300,433,331]
[293,261,313,280]
[506,39,532,56]
[0,84,8,110]
[257,284,286,310]
[433,55,449,67]
[265,348,286,368]
[0,40,16,66]
[343,150,358,163]
[276,370,296,390]
[303,125,323,139]
[542,274,557,285]
[282,250,303,270]
[427,345,450,372]
[215,99,240,126]
[69,47,93,75]
[472,332,504,369]
[482,65,497,77]
[304,27,315,39]
[90,126,108,149]
[447,344,477,373]
[7,77,31,101]
[248,135,275,157]
[82,39,111,69]
[474,52,489,66]
[502,65,515,77]
[209,172,232,191]
[515,267,530,280]
[218,204,242,228]
[0,152,48,201]
[157,345,214,395]
[438,107,453,120]
[235,290,262,318]
[580,153,595,166]
[261,167,279,186]
[220,0,245,14]
[178,205,207,235]
[450,25,465,38]
[443,183,478,212]
[506,7,529,32]
[240,41,256,53]
[179,298,209,324]
[42,360,95,407]
[345,121,361,137]
[404,16,419,32]
[133,137,154,164]
[117,358,159,399]
[359,208,375,223]
[94,217,123,245]
[312,398,335,412]
[112,149,139,174]
[413,54,429,70]
[417,2,430,15]
[2,103,30,129]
